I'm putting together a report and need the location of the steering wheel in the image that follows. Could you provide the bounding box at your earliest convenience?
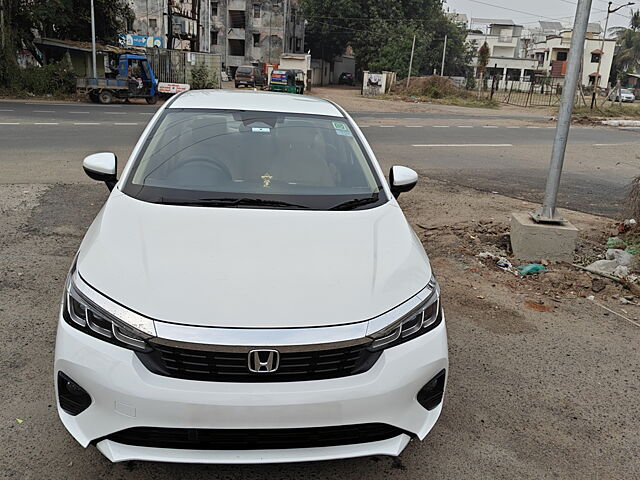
[166,156,232,188]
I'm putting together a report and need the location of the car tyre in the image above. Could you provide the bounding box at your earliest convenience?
[146,95,159,105]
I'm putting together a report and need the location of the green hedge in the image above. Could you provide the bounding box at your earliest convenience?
[6,62,77,96]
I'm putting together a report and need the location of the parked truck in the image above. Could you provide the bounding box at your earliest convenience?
[76,54,190,104]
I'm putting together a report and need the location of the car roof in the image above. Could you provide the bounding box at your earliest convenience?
[170,90,344,117]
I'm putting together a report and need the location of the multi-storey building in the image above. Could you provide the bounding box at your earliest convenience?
[467,19,538,82]
[209,0,305,75]
[127,0,305,75]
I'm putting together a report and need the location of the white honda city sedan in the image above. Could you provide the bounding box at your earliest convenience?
[55,90,448,464]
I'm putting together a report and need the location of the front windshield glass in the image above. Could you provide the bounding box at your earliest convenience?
[122,109,385,210]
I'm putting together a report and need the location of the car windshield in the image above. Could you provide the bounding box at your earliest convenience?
[622,89,633,94]
[122,109,386,210]
[237,67,252,74]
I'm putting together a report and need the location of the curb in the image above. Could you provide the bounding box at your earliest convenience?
[602,119,640,127]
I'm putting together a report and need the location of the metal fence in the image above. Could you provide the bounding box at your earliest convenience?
[145,49,222,87]
[489,76,565,107]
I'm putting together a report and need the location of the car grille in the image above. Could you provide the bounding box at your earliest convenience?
[136,342,382,383]
[104,424,405,450]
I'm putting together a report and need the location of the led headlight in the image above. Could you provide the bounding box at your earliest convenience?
[62,264,155,352]
[368,278,442,352]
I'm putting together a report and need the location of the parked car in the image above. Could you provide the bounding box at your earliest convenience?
[338,72,356,86]
[235,65,267,88]
[55,90,448,464]
[614,88,636,103]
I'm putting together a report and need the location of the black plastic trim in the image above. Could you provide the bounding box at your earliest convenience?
[99,423,406,450]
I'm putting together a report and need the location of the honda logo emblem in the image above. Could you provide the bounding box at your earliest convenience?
[248,349,280,373]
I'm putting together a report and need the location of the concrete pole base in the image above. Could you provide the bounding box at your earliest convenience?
[510,212,579,263]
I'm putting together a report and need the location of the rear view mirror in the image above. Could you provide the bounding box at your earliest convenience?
[83,152,118,191]
[389,166,418,198]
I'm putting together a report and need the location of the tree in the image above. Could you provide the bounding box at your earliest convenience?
[477,41,490,78]
[30,0,133,45]
[611,9,640,80]
[300,0,473,77]
[300,0,360,61]
[0,0,133,86]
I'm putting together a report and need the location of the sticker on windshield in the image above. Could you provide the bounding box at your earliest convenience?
[252,127,271,133]
[332,121,353,137]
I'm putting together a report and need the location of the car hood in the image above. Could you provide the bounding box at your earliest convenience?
[77,192,432,328]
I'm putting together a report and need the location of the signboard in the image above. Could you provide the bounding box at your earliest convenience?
[157,82,191,94]
[119,34,164,48]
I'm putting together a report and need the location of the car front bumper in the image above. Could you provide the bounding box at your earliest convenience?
[54,313,448,464]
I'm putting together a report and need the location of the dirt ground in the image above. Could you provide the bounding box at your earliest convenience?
[1,172,639,479]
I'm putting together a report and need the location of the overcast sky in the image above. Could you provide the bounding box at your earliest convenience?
[442,0,636,32]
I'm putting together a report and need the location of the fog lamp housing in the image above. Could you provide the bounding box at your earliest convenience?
[57,371,92,416]
[417,369,446,410]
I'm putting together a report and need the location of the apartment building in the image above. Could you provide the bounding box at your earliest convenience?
[208,0,305,75]
[128,0,305,74]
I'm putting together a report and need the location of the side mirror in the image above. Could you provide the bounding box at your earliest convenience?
[389,166,418,198]
[83,152,118,191]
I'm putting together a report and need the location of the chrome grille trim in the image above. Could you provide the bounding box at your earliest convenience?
[74,269,435,348]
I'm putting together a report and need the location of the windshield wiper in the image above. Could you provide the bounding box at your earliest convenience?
[329,194,380,211]
[161,197,309,209]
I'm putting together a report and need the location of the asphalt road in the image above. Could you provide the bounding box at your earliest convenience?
[2,99,639,216]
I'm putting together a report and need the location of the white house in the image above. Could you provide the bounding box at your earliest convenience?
[527,27,615,88]
[467,19,538,85]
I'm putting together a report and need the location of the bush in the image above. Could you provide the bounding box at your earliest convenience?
[190,64,216,90]
[9,61,77,96]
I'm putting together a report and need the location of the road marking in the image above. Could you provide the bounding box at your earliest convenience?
[483,126,498,129]
[458,125,473,128]
[69,111,90,114]
[413,143,513,147]
[73,122,101,125]
[358,125,371,128]
[0,109,14,112]
[139,112,154,115]
[405,125,424,128]
[33,110,55,113]
[593,143,621,146]
[33,122,59,125]
[114,122,139,125]
[507,126,520,129]
[0,122,20,125]
[379,125,395,128]
[104,112,127,115]
[526,126,541,129]
[433,125,450,128]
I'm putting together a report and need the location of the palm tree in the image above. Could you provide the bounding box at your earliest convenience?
[611,10,640,78]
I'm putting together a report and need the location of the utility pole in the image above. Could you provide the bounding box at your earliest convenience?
[0,0,5,51]
[590,1,634,109]
[167,0,172,50]
[406,35,416,88]
[146,0,150,36]
[531,0,593,222]
[90,0,97,78]
[440,34,447,76]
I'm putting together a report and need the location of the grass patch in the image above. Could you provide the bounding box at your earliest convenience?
[573,103,640,118]
[386,76,499,109]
